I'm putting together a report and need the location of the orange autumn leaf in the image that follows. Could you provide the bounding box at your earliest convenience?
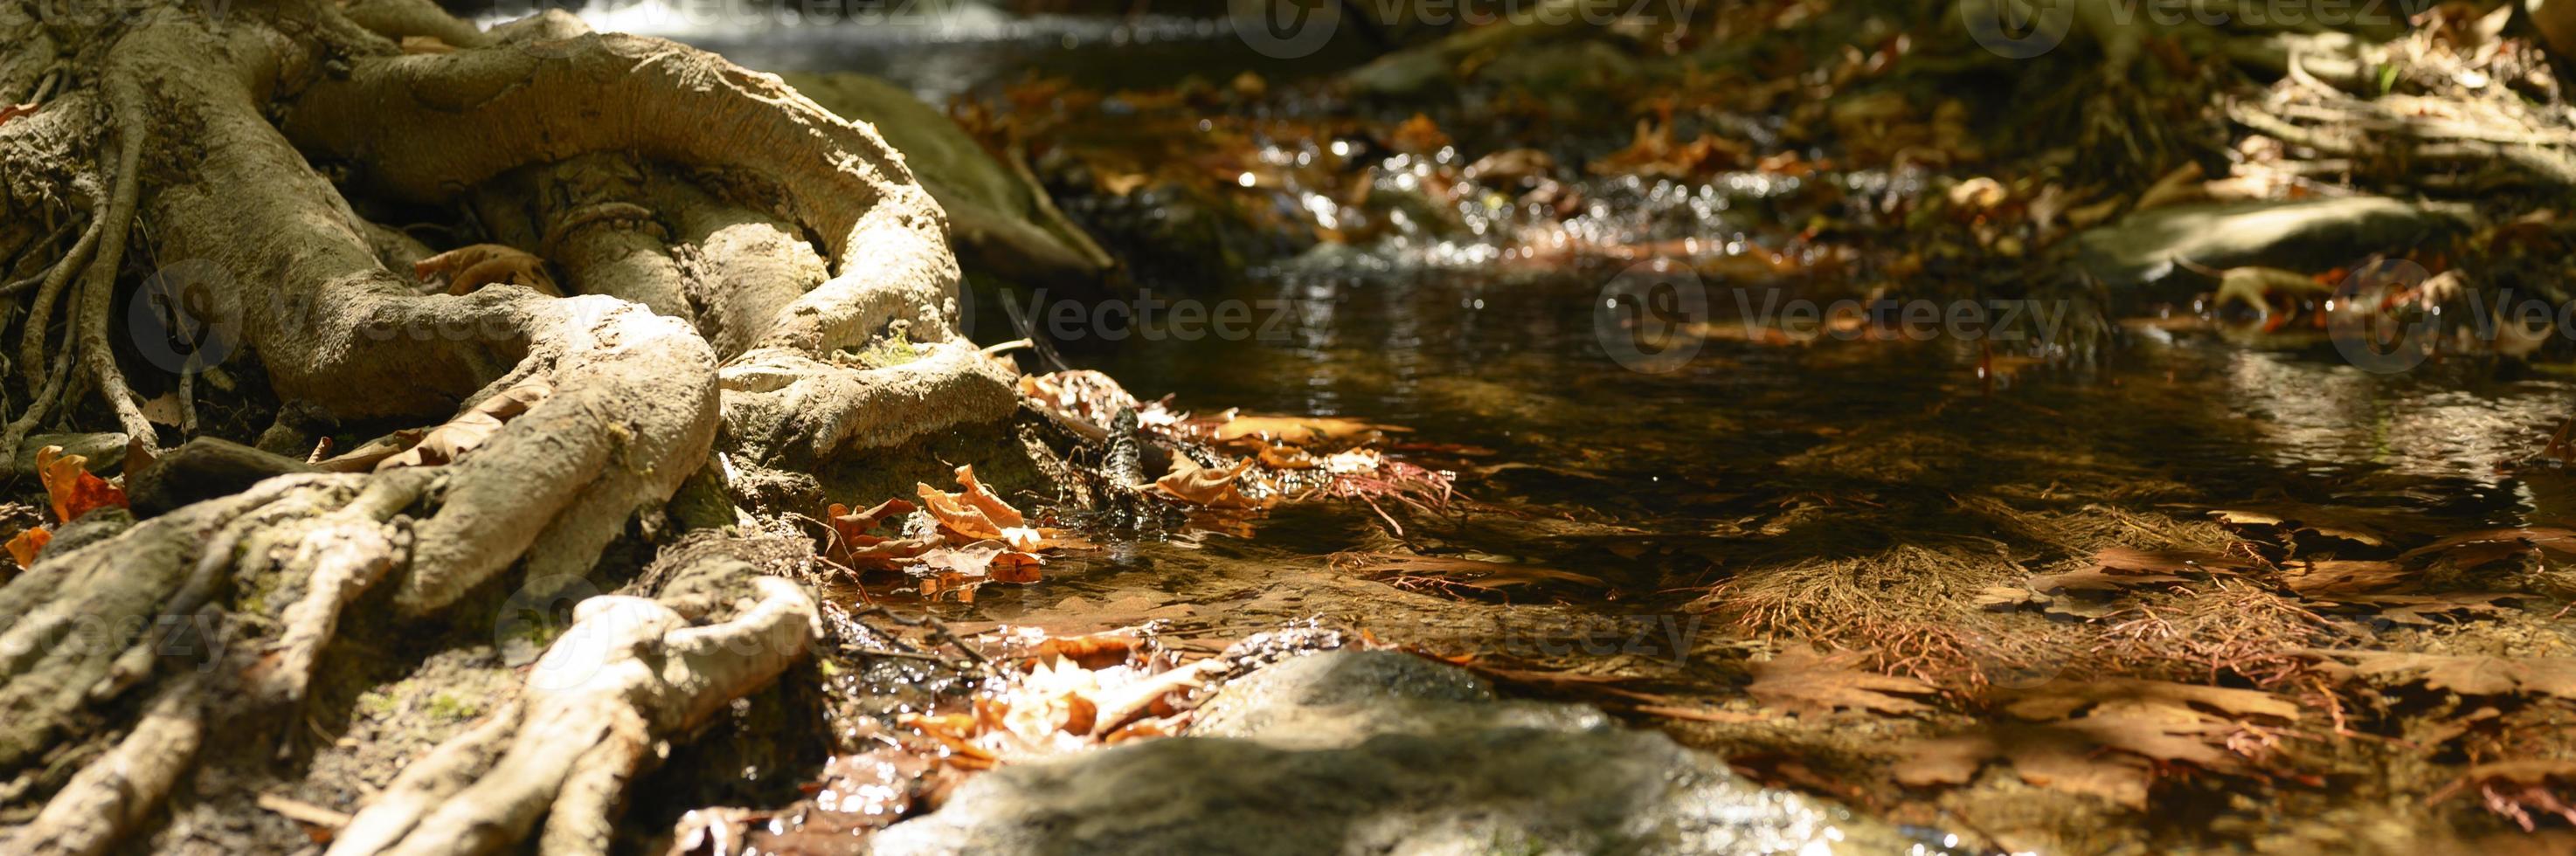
[916,465,1042,549]
[5,526,49,569]
[37,445,126,523]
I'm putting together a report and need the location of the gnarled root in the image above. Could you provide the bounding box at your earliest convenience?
[0,0,1006,852]
[327,567,819,856]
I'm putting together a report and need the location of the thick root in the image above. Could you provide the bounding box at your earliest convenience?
[328,569,820,856]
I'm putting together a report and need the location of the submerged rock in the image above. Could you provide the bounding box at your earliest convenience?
[2074,197,2471,297]
[869,650,1916,855]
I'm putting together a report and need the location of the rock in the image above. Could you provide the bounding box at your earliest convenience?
[2072,197,2471,298]
[869,650,1919,855]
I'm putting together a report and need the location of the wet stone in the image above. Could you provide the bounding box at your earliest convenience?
[2074,196,2472,298]
[869,650,1922,855]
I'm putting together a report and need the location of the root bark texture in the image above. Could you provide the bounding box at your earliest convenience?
[0,0,1016,849]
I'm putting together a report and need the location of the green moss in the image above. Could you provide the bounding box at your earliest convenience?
[426,693,480,722]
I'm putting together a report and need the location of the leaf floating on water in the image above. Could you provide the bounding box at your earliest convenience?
[1210,414,1403,448]
[1327,550,1606,600]
[916,465,1035,545]
[1748,647,1937,717]
[374,381,553,472]
[37,445,126,523]
[823,498,938,570]
[1153,457,1266,508]
[2399,527,2576,566]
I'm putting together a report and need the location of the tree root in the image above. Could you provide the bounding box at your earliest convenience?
[0,0,1011,851]
[327,570,818,856]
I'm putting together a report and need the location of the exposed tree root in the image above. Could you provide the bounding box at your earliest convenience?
[0,0,1025,850]
[326,570,818,856]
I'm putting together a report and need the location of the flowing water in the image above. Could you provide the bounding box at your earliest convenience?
[617,12,2576,846]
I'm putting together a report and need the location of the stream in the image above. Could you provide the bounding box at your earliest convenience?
[615,8,2576,851]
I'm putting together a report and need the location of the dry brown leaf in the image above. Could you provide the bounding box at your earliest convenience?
[1998,677,2300,723]
[1153,456,1266,508]
[915,465,1040,549]
[1327,551,1607,592]
[2304,649,2576,699]
[2399,527,2576,565]
[1211,414,1402,447]
[823,498,938,570]
[4,526,49,569]
[2281,559,2409,596]
[1894,725,2162,807]
[37,445,127,523]
[398,34,456,54]
[2437,761,2576,832]
[2029,548,2253,593]
[1388,113,1450,155]
[412,244,560,296]
[1748,647,1936,717]
[376,381,553,471]
[913,542,1044,601]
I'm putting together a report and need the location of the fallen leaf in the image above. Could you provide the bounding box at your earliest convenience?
[823,498,938,570]
[2436,761,2576,832]
[376,381,552,471]
[1210,414,1402,448]
[1153,456,1266,508]
[1748,647,1937,717]
[2303,650,2576,699]
[412,244,559,296]
[2028,548,2254,593]
[915,465,1040,547]
[2399,528,2576,565]
[37,445,127,523]
[399,34,457,54]
[1329,550,1606,595]
[913,541,1044,600]
[5,526,49,569]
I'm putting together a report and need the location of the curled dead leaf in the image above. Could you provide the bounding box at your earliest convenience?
[412,244,560,296]
[5,526,49,569]
[1153,457,1266,508]
[37,445,127,523]
[1748,647,1937,717]
[376,381,553,472]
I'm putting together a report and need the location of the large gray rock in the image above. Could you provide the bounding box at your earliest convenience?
[2074,197,2470,296]
[869,650,1917,856]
